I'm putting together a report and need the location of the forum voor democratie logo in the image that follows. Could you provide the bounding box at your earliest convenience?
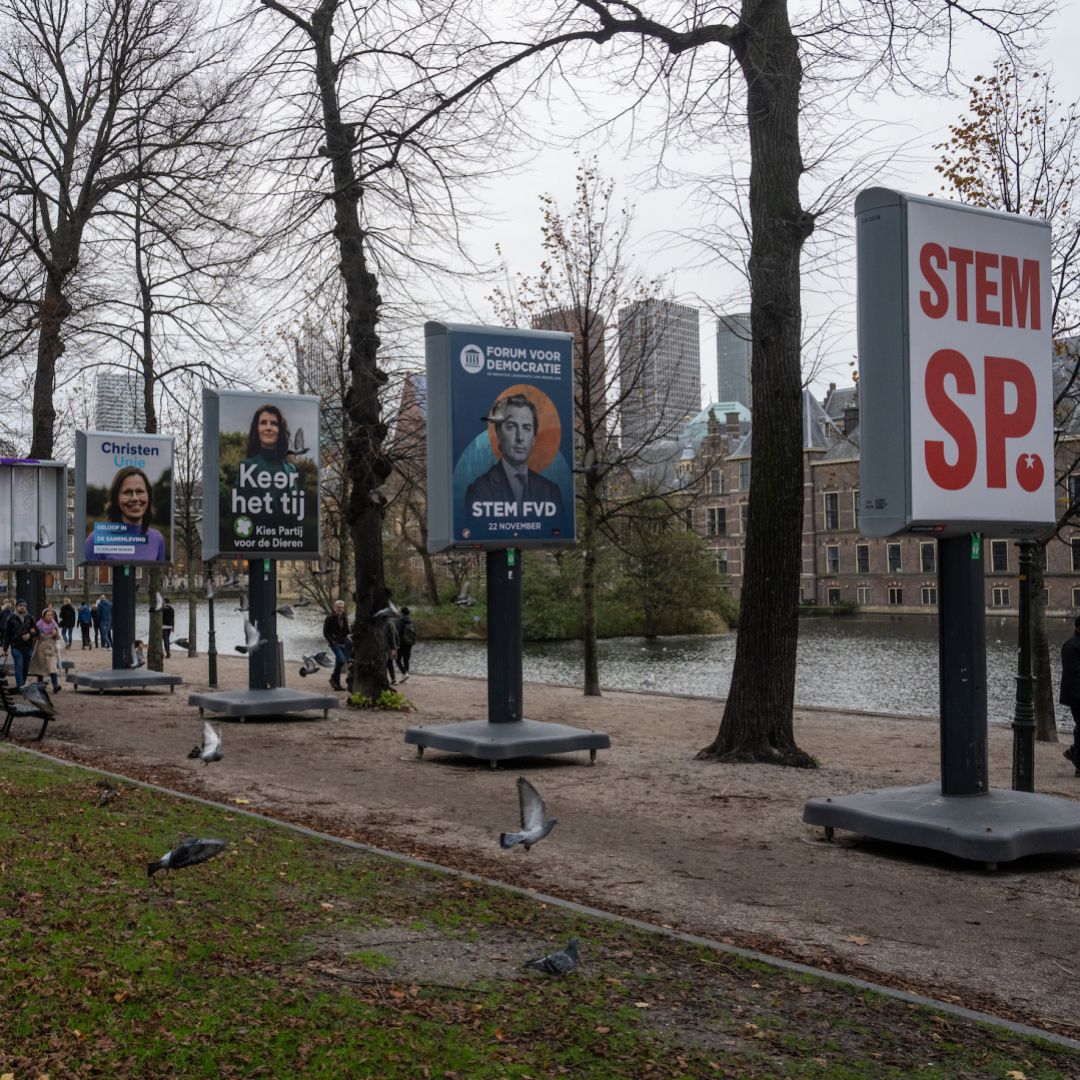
[459,344,484,374]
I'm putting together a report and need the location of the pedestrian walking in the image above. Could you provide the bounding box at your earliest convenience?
[97,595,113,648]
[29,607,62,693]
[384,612,399,686]
[3,599,36,687]
[161,597,175,658]
[1061,616,1080,777]
[322,600,351,691]
[395,607,416,682]
[58,596,76,647]
[77,601,92,649]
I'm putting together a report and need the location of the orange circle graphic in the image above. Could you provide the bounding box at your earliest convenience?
[485,384,561,472]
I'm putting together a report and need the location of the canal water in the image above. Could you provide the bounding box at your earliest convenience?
[152,603,1074,725]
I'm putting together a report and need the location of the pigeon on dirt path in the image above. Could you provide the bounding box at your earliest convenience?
[499,777,557,851]
[175,637,191,650]
[148,837,227,877]
[523,938,579,976]
[187,721,222,765]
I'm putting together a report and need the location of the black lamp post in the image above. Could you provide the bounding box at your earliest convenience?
[1012,539,1036,792]
[205,561,218,689]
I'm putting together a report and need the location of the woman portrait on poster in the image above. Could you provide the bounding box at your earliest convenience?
[239,404,298,482]
[84,466,166,561]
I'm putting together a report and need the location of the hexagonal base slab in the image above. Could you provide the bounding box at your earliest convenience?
[404,717,610,763]
[803,783,1080,864]
[188,687,338,720]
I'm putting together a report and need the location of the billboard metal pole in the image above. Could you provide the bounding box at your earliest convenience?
[486,548,522,723]
[248,558,278,690]
[111,564,136,671]
[206,562,218,689]
[1012,540,1036,792]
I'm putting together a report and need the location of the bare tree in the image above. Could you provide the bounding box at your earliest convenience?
[491,161,713,695]
[936,58,1080,742]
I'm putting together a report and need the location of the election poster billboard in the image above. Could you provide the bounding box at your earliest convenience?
[856,188,1055,538]
[426,321,577,551]
[75,433,174,564]
[201,389,320,560]
[0,458,67,569]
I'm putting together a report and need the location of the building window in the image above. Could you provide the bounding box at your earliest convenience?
[920,542,936,573]
[855,544,870,574]
[1073,539,1080,573]
[888,586,903,605]
[1069,473,1080,506]
[827,587,842,606]
[740,503,749,533]
[1073,587,1080,609]
[921,586,938,605]
[853,489,860,530]
[738,460,751,490]
[825,545,840,574]
[715,551,728,575]
[856,586,870,605]
[709,469,723,495]
[707,507,726,537]
[990,540,1008,573]
[65,558,73,580]
[823,492,839,530]
[67,532,74,555]
[992,586,1011,607]
[887,543,902,573]
[684,508,693,530]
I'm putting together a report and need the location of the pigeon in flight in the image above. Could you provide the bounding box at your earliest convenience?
[523,938,579,977]
[311,562,332,576]
[287,427,309,455]
[372,599,400,620]
[205,578,215,599]
[312,650,334,668]
[499,777,557,851]
[175,637,191,650]
[35,524,54,551]
[295,593,312,608]
[220,571,241,588]
[273,604,295,619]
[148,837,227,877]
[236,591,249,613]
[453,581,474,607]
[149,591,164,612]
[235,618,265,654]
[299,654,320,677]
[21,681,56,712]
[187,721,222,765]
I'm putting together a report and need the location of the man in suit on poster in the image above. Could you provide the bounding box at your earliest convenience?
[464,392,564,520]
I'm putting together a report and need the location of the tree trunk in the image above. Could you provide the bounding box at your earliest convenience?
[308,0,392,697]
[421,550,439,605]
[581,475,600,696]
[698,0,813,766]
[1030,546,1058,741]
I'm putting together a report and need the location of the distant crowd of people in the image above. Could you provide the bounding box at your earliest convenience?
[322,598,416,691]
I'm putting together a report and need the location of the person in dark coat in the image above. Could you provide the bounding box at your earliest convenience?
[4,599,38,687]
[322,600,351,691]
[395,607,416,682]
[58,596,77,647]
[1060,615,1080,775]
[161,598,175,658]
[77,601,92,649]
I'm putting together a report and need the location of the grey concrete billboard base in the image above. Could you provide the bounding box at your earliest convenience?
[803,783,1080,866]
[404,717,610,765]
[188,687,337,721]
[71,669,183,693]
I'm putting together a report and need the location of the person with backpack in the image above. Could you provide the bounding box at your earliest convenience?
[395,607,416,683]
[77,601,93,649]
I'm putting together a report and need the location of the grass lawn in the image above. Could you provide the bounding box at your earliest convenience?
[0,747,1077,1078]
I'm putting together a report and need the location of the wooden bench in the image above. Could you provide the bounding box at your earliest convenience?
[0,681,52,741]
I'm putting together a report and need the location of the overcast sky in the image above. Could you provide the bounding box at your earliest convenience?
[431,5,1080,410]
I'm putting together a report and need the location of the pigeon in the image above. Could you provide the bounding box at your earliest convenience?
[523,938,579,977]
[149,591,164,612]
[220,571,241,588]
[148,837,227,877]
[205,578,215,599]
[235,618,265,654]
[499,777,557,851]
[236,591,249,613]
[124,643,145,669]
[187,721,222,765]
[295,593,312,608]
[311,563,332,576]
[453,581,474,607]
[287,427,309,455]
[372,599,400,620]
[21,681,55,712]
[312,650,334,668]
[35,524,54,551]
[175,637,191,650]
[299,654,320,677]
[95,778,118,807]
[273,605,295,619]
[642,674,655,690]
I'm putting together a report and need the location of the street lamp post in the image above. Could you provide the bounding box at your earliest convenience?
[206,561,218,689]
[1012,539,1036,792]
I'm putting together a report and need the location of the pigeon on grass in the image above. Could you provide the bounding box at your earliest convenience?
[499,777,557,851]
[523,938,579,977]
[235,619,265,655]
[21,681,56,712]
[187,721,222,765]
[95,778,118,807]
[148,837,227,877]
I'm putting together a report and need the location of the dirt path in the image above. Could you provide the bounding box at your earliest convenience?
[17,647,1080,1038]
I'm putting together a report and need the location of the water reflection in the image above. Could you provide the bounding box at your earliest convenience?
[158,603,1073,724]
